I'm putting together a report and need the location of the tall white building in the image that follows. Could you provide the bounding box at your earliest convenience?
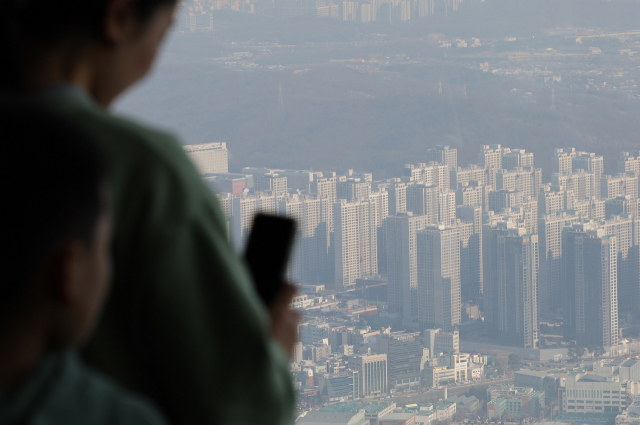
[230,192,277,251]
[406,184,439,224]
[450,164,487,189]
[427,145,457,169]
[601,173,639,200]
[417,224,461,331]
[478,144,511,186]
[278,195,329,283]
[334,197,380,290]
[405,163,450,190]
[551,148,603,199]
[183,142,228,175]
[618,151,640,174]
[502,149,534,170]
[494,167,542,198]
[552,170,595,200]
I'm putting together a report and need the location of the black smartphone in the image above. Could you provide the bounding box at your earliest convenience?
[244,214,297,306]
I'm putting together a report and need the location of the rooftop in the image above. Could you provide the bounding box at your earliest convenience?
[578,375,607,383]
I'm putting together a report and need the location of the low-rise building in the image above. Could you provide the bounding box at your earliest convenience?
[446,395,479,411]
[487,398,507,419]
[561,371,627,414]
[296,410,369,425]
[487,384,545,417]
[423,366,456,387]
[616,401,640,425]
[379,413,415,425]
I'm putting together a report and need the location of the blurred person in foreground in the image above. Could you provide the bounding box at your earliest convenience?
[0,104,167,424]
[2,1,299,424]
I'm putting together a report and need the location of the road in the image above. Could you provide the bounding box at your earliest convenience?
[378,376,514,407]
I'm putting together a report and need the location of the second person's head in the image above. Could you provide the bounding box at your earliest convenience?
[12,0,178,105]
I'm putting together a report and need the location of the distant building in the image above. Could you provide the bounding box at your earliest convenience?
[562,372,626,414]
[183,142,228,175]
[427,145,457,169]
[385,213,430,325]
[423,328,459,357]
[572,229,619,348]
[351,354,388,397]
[296,410,366,424]
[417,224,461,331]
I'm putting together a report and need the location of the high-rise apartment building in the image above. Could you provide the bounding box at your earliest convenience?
[483,219,517,334]
[427,145,457,169]
[457,206,483,296]
[552,148,575,175]
[455,182,485,208]
[573,230,618,348]
[406,184,439,224]
[488,189,523,213]
[618,151,640,174]
[278,195,335,283]
[405,162,450,190]
[600,215,640,316]
[601,173,639,200]
[605,195,640,218]
[254,172,288,195]
[385,213,430,325]
[537,211,581,316]
[183,142,229,175]
[417,224,461,331]
[334,197,380,290]
[495,167,542,198]
[337,177,371,200]
[450,164,487,189]
[573,151,603,199]
[552,170,594,200]
[502,149,534,170]
[494,228,539,348]
[551,148,603,198]
[538,185,575,215]
[230,192,277,250]
[386,179,409,216]
[479,144,511,186]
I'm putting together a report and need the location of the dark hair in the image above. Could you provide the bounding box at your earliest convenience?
[0,0,177,92]
[0,102,110,314]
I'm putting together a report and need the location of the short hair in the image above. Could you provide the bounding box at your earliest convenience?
[0,102,110,315]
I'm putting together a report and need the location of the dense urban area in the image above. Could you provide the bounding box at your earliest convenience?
[114,0,640,424]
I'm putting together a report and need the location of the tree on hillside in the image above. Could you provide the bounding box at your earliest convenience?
[592,346,606,359]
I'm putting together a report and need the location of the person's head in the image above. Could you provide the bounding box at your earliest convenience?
[4,0,178,105]
[0,103,112,349]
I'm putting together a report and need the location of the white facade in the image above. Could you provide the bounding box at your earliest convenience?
[563,373,626,414]
[183,142,228,174]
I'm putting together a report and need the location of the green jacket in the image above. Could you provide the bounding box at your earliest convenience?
[42,91,294,425]
[0,351,167,425]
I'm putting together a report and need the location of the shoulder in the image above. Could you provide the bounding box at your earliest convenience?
[46,97,219,220]
[53,99,195,178]
[44,353,169,425]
